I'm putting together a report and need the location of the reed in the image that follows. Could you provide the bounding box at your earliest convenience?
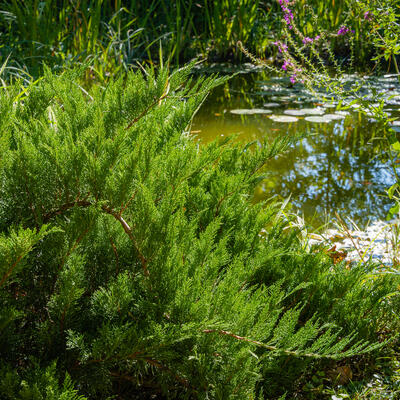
[0,0,382,79]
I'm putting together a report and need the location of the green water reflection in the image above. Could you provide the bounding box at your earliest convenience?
[192,72,397,227]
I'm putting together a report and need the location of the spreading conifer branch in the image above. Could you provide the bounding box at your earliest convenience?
[0,64,398,399]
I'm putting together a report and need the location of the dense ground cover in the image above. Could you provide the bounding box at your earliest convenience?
[1,1,400,399]
[0,63,400,399]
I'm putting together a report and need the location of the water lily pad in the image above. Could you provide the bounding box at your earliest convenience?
[284,109,307,116]
[384,73,400,79]
[270,96,292,102]
[230,109,272,115]
[385,99,400,106]
[335,111,350,116]
[301,107,325,115]
[323,113,345,120]
[263,102,281,108]
[279,96,297,102]
[304,116,332,123]
[269,115,299,123]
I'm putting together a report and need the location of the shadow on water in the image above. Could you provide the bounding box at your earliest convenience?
[192,71,397,228]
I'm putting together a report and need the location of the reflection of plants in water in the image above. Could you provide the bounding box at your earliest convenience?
[256,120,393,226]
[194,72,394,226]
[240,0,400,223]
[199,70,272,108]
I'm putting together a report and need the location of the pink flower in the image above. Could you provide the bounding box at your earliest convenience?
[302,37,314,44]
[273,41,288,53]
[282,60,291,71]
[337,26,352,35]
[280,0,294,29]
[302,35,321,45]
[283,9,294,29]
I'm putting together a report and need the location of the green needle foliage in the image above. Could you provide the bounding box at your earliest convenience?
[0,63,399,399]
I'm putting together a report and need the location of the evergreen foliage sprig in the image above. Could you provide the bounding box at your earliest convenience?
[0,63,399,399]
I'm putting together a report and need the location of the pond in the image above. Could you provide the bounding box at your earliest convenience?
[192,69,400,228]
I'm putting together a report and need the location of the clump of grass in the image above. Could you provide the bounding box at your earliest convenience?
[0,0,382,80]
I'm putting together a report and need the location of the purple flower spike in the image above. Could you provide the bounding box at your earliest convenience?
[337,26,351,36]
[290,75,296,84]
[280,1,294,29]
[273,41,288,53]
[302,37,314,44]
[282,60,291,71]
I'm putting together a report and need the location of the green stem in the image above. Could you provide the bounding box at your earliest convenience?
[393,54,400,83]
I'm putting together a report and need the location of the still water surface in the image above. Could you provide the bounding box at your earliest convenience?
[192,71,399,227]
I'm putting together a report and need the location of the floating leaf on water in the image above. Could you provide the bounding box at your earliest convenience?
[336,111,350,116]
[268,76,292,83]
[283,109,307,116]
[270,96,290,102]
[301,107,325,115]
[279,96,297,102]
[323,103,337,108]
[255,89,293,96]
[324,113,345,120]
[304,116,332,123]
[230,109,272,115]
[390,120,400,126]
[385,99,400,106]
[263,102,281,108]
[269,115,299,123]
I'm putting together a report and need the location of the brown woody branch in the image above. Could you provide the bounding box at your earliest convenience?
[0,254,24,287]
[125,91,169,131]
[202,329,334,359]
[43,200,149,277]
[125,83,170,130]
